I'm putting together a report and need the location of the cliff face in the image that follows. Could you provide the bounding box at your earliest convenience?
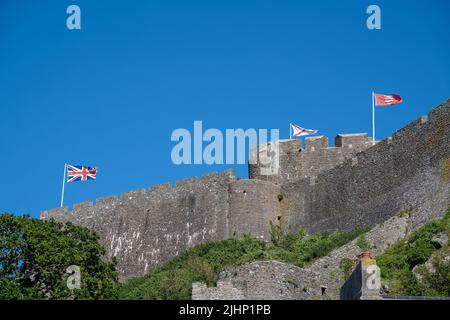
[41,98,450,280]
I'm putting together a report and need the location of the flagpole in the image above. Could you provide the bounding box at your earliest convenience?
[60,163,67,207]
[372,91,375,146]
[289,123,292,139]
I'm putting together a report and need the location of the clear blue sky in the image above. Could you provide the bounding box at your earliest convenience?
[1,0,449,217]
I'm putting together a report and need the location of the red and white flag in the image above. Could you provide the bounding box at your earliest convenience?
[291,123,318,137]
[374,93,402,106]
[371,92,403,146]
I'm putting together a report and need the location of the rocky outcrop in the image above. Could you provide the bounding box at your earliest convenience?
[413,232,450,287]
[192,212,417,300]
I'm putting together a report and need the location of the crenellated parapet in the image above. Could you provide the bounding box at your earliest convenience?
[96,195,119,207]
[304,135,329,151]
[249,132,372,184]
[41,170,237,217]
[41,207,70,223]
[40,98,450,281]
[281,98,450,234]
[40,169,278,280]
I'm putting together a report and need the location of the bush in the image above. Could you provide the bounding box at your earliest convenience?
[0,214,119,299]
[356,233,371,251]
[120,224,365,299]
[422,258,450,296]
[376,207,450,296]
[340,258,356,280]
[119,235,265,299]
[266,223,366,267]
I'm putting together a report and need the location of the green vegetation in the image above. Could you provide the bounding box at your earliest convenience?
[266,222,366,267]
[376,207,450,296]
[5,208,448,300]
[340,258,356,280]
[356,233,371,251]
[0,214,119,299]
[420,257,450,295]
[0,213,370,300]
[119,236,265,299]
[120,222,366,299]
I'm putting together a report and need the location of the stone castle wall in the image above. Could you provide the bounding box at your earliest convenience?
[279,100,450,234]
[191,211,421,300]
[192,261,323,300]
[41,170,280,280]
[41,98,450,281]
[249,133,373,184]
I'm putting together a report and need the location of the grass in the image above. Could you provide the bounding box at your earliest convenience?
[119,223,366,299]
[119,207,450,299]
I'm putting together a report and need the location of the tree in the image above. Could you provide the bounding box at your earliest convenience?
[0,214,118,299]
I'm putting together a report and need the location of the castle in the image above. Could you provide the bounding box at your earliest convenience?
[41,99,450,282]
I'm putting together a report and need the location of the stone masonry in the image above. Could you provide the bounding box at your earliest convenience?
[192,210,413,300]
[192,261,322,300]
[41,98,450,281]
[275,101,450,234]
[41,171,280,281]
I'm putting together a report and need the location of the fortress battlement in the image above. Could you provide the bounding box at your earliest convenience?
[249,132,372,184]
[280,99,449,234]
[41,168,279,280]
[255,132,371,152]
[41,98,450,280]
[42,170,238,219]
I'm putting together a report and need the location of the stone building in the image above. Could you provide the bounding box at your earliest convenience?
[41,98,450,282]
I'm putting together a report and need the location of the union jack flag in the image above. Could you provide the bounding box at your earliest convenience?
[66,165,97,183]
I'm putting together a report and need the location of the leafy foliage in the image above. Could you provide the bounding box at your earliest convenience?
[267,222,367,267]
[421,257,450,296]
[356,233,371,251]
[376,207,450,296]
[0,214,119,299]
[340,258,356,280]
[119,235,264,299]
[120,223,365,299]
